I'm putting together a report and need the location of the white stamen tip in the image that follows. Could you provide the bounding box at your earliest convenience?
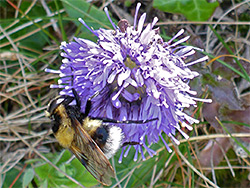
[61,41,67,46]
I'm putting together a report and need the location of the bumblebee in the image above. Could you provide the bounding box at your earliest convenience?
[46,88,157,186]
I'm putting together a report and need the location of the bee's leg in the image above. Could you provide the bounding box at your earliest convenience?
[85,85,116,116]
[99,117,158,124]
[119,118,158,124]
[72,88,81,108]
[85,86,110,116]
[69,67,82,109]
[122,141,141,147]
[84,90,101,116]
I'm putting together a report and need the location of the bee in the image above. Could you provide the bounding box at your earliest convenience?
[45,88,157,186]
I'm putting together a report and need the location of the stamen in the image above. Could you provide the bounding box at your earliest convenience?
[167,29,185,45]
[78,18,98,36]
[104,7,117,30]
[160,134,172,153]
[186,56,209,66]
[133,2,141,29]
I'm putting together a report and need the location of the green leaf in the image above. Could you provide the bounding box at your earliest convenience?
[70,156,99,187]
[22,168,35,188]
[53,150,66,165]
[2,168,23,188]
[33,150,99,187]
[113,142,171,187]
[153,0,219,21]
[41,179,48,188]
[35,163,53,179]
[62,0,115,34]
[18,1,59,45]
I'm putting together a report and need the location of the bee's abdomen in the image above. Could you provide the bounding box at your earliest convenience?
[93,125,123,159]
[92,126,109,149]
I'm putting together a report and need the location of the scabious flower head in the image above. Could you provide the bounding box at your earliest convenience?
[46,3,211,162]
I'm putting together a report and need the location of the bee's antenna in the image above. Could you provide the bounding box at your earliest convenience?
[72,88,81,108]
[70,67,81,109]
[84,95,93,116]
[85,87,106,116]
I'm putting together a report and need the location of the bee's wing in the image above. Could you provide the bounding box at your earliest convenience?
[69,118,115,186]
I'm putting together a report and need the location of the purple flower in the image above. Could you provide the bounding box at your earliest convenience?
[46,3,211,162]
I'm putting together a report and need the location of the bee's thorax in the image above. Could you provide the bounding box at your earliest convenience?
[55,125,74,148]
[82,117,102,136]
[51,104,75,148]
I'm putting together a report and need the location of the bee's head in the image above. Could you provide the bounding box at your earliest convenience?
[46,93,76,118]
[45,96,64,118]
[45,95,75,133]
[45,89,82,133]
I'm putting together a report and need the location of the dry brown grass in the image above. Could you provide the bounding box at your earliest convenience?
[1,0,250,187]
